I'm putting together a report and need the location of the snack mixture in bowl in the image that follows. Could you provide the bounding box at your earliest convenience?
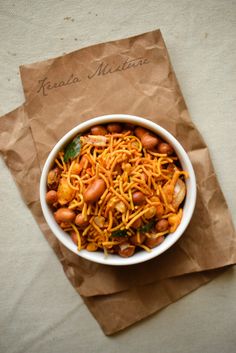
[43,117,192,260]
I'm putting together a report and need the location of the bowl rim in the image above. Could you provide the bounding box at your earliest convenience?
[40,114,197,266]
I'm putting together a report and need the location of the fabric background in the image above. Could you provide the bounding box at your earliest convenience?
[0,0,236,352]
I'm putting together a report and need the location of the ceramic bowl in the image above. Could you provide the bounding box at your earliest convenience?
[40,114,196,265]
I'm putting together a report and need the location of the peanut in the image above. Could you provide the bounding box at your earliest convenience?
[47,167,60,190]
[118,244,135,257]
[145,235,165,249]
[91,125,107,136]
[132,191,146,205]
[134,127,159,150]
[46,190,58,205]
[75,213,90,228]
[157,142,173,155]
[83,178,106,203]
[131,217,142,229]
[155,219,169,232]
[107,123,122,133]
[54,208,76,223]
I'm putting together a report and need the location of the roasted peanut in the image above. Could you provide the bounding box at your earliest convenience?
[118,244,135,257]
[46,190,58,205]
[134,127,148,139]
[130,232,146,245]
[75,213,90,228]
[141,134,159,150]
[155,219,169,232]
[156,203,164,218]
[83,178,106,203]
[149,196,164,218]
[131,217,142,229]
[134,127,159,150]
[91,125,107,136]
[145,235,165,249]
[107,123,122,133]
[132,191,146,205]
[145,206,157,219]
[157,142,173,155]
[54,208,76,223]
[47,167,61,189]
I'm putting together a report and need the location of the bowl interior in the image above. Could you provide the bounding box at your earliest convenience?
[40,114,196,266]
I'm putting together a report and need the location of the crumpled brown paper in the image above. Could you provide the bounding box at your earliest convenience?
[0,29,235,335]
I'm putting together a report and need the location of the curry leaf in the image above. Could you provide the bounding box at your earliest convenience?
[138,220,156,233]
[64,134,81,163]
[111,229,128,237]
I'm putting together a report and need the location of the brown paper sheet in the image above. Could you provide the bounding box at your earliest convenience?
[19,29,236,296]
[0,105,226,335]
[0,29,235,334]
[84,268,226,335]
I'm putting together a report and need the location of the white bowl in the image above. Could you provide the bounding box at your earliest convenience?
[40,114,196,266]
